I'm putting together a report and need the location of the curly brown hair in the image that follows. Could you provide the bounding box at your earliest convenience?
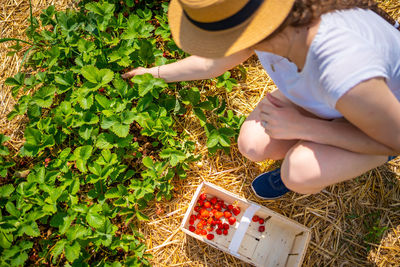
[287,0,398,27]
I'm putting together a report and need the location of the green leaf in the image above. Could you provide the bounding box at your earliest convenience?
[160,148,186,167]
[11,252,28,266]
[179,87,200,106]
[21,221,40,237]
[0,232,13,249]
[132,73,167,97]
[74,146,93,161]
[66,225,88,241]
[78,125,93,140]
[142,157,153,169]
[96,133,115,149]
[111,122,130,138]
[65,241,80,262]
[206,130,219,148]
[86,213,105,229]
[0,184,14,198]
[60,215,76,234]
[52,239,67,261]
[5,202,20,217]
[193,107,207,126]
[33,85,56,108]
[98,69,114,86]
[136,210,149,221]
[80,65,98,84]
[80,66,114,86]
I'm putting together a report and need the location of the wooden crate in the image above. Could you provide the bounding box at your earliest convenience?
[181,182,311,267]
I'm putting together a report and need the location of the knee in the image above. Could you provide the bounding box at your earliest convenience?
[281,142,322,194]
[237,133,270,162]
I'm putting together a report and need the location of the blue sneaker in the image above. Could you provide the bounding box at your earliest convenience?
[251,168,290,199]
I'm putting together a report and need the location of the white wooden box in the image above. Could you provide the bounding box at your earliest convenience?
[181,182,311,267]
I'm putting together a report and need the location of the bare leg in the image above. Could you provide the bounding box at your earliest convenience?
[238,90,299,161]
[281,141,388,194]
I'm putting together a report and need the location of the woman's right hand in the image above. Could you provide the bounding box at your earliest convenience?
[121,67,152,79]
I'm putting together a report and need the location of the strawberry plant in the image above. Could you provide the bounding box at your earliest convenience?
[1,0,246,265]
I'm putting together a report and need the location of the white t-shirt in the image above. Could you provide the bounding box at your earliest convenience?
[256,8,400,119]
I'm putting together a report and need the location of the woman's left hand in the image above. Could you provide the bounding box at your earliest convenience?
[259,93,309,140]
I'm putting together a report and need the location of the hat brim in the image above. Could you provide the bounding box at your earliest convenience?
[168,0,296,58]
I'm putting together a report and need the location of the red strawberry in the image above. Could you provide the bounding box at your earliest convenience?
[210,197,217,204]
[206,225,214,232]
[204,201,211,209]
[199,193,207,201]
[197,200,204,207]
[227,204,233,211]
[232,207,241,216]
[228,217,236,225]
[252,215,259,222]
[190,215,197,221]
[194,206,201,212]
[99,88,105,93]
[215,211,224,219]
[259,225,265,232]
[223,229,228,235]
[189,219,195,225]
[207,218,213,225]
[200,210,210,218]
[195,229,202,235]
[224,211,232,219]
[201,229,207,235]
[223,223,229,230]
[197,222,204,229]
[216,228,222,235]
[207,233,214,240]
[189,226,195,232]
[214,204,221,211]
[259,218,264,224]
[222,204,227,209]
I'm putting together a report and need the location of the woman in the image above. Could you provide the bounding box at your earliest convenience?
[122,0,400,199]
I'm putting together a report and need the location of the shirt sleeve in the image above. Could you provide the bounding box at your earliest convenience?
[312,25,389,109]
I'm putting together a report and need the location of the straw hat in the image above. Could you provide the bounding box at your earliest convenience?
[168,0,296,58]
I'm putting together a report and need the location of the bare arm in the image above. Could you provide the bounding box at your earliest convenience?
[302,78,400,155]
[121,48,254,82]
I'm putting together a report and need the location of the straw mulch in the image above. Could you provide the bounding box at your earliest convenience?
[1,1,399,266]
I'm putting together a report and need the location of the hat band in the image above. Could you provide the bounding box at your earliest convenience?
[184,0,264,31]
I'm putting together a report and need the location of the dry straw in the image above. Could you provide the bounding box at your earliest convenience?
[1,0,399,266]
